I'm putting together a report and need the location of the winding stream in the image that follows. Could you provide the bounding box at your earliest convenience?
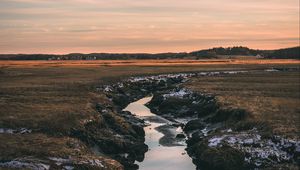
[124,97,196,170]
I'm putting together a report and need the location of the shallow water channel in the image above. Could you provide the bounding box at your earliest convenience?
[123,97,196,170]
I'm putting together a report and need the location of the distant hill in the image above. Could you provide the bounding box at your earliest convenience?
[190,46,261,58]
[0,46,299,60]
[264,46,300,59]
[190,46,300,59]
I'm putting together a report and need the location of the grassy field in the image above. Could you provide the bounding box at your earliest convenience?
[0,59,299,168]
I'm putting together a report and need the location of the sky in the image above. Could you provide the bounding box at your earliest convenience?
[0,0,299,54]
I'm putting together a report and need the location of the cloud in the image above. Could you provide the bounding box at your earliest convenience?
[0,0,299,53]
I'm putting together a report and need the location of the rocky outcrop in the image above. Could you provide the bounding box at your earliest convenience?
[69,99,147,170]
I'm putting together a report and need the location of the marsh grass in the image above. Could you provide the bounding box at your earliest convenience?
[0,60,299,165]
[184,70,300,138]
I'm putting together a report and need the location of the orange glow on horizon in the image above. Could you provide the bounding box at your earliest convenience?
[0,0,299,54]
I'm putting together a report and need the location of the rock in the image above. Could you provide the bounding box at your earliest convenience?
[243,138,254,146]
[132,125,145,137]
[127,143,148,162]
[186,130,205,146]
[176,133,186,138]
[183,119,206,132]
[171,123,182,127]
[112,94,130,109]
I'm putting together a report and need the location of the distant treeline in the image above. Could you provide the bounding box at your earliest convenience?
[264,46,300,59]
[0,46,299,60]
[190,46,300,59]
[190,46,261,57]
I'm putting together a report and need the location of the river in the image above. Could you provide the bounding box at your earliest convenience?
[123,96,196,170]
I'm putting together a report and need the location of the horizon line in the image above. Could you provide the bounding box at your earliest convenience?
[1,46,299,56]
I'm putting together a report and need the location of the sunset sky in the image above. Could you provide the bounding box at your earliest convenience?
[0,0,299,54]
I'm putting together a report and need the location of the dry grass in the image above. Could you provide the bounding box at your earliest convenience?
[0,62,239,163]
[0,133,90,160]
[0,59,299,67]
[184,70,300,138]
[0,59,299,164]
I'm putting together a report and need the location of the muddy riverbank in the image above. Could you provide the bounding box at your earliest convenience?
[103,68,299,169]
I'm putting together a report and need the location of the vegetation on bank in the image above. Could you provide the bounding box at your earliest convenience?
[0,46,299,60]
[184,69,300,138]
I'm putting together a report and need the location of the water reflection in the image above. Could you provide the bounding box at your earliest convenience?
[124,97,196,170]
